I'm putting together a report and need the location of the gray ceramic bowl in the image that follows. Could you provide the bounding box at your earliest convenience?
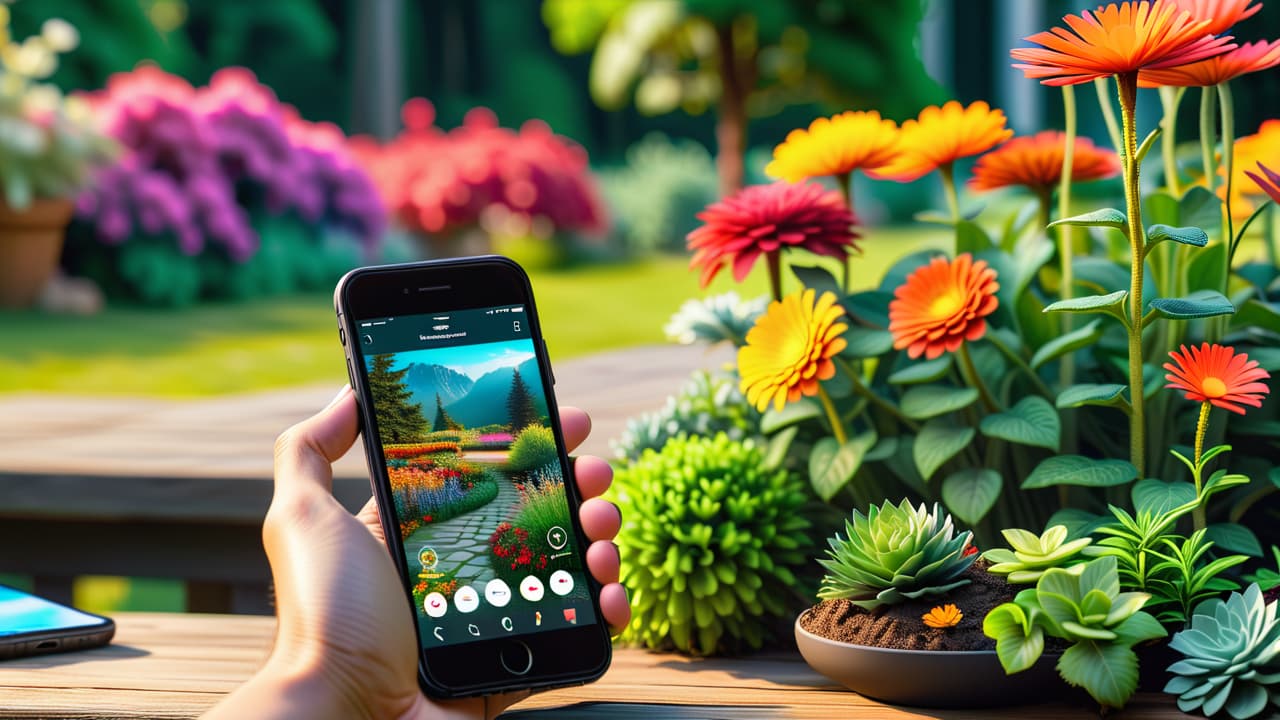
[795,609,1062,708]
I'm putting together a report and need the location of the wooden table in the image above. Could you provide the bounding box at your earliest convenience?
[0,613,1184,719]
[0,345,732,614]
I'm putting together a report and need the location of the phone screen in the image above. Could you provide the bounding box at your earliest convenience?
[0,586,105,636]
[356,303,595,649]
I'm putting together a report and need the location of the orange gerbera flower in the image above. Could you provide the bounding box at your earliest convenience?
[969,131,1121,193]
[765,111,901,183]
[1011,1,1236,86]
[888,254,1000,360]
[738,289,848,412]
[1164,343,1271,415]
[1171,0,1261,35]
[867,101,1013,183]
[1245,162,1280,205]
[923,604,963,629]
[1139,40,1280,86]
[1220,119,1280,219]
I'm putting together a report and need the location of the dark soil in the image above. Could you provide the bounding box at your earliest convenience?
[800,560,1016,651]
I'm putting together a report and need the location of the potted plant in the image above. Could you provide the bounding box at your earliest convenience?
[0,10,112,307]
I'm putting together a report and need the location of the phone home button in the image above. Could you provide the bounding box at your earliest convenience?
[498,640,533,676]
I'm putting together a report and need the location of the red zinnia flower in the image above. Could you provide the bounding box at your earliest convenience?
[1245,162,1280,205]
[1164,343,1271,415]
[888,254,1000,360]
[686,181,858,287]
[969,131,1121,193]
[1139,40,1280,87]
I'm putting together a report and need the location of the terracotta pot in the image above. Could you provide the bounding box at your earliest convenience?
[0,197,75,308]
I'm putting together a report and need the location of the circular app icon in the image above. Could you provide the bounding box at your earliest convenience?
[423,592,447,618]
[485,578,512,608]
[548,570,575,596]
[454,585,480,613]
[519,575,545,602]
[546,526,568,550]
[418,547,438,571]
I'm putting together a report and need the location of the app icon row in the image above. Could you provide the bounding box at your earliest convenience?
[423,571,575,618]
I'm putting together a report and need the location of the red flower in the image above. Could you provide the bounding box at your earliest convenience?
[963,546,979,557]
[1245,162,1280,205]
[1164,343,1271,414]
[687,181,858,287]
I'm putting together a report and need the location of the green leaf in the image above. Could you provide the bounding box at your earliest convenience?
[1048,207,1127,230]
[1179,185,1223,231]
[1130,479,1196,517]
[1030,319,1103,370]
[790,264,842,298]
[762,426,798,471]
[1135,126,1162,164]
[1233,299,1280,335]
[942,468,1002,524]
[900,385,979,420]
[1043,290,1129,324]
[841,328,894,358]
[845,290,892,328]
[761,398,821,434]
[1047,509,1110,540]
[984,603,1045,673]
[1186,242,1226,293]
[1056,383,1130,411]
[913,420,975,481]
[979,396,1060,451]
[888,356,952,385]
[1205,523,1263,558]
[1022,455,1138,489]
[1057,642,1139,709]
[808,432,877,502]
[1145,290,1234,324]
[865,436,898,462]
[956,220,994,254]
[1145,224,1208,252]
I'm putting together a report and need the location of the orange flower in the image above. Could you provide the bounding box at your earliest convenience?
[738,289,848,412]
[1245,162,1280,205]
[1170,0,1261,35]
[867,101,1013,183]
[1220,119,1280,220]
[1139,40,1280,86]
[889,254,999,360]
[1011,1,1236,86]
[765,111,901,183]
[923,604,963,629]
[1164,343,1271,415]
[969,131,1121,193]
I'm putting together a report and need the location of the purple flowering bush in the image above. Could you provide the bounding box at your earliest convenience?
[63,66,386,306]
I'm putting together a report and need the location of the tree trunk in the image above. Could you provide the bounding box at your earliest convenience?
[715,22,748,197]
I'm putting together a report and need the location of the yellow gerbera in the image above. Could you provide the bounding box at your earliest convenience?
[868,101,1013,183]
[738,289,848,412]
[764,111,901,183]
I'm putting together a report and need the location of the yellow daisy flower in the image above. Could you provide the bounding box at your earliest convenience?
[738,289,848,412]
[764,110,901,183]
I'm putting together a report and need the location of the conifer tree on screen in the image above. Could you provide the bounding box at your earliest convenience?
[367,354,426,443]
[506,368,538,431]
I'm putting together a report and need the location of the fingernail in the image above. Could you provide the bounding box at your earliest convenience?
[325,385,351,409]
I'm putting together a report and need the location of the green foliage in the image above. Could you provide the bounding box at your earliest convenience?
[507,425,558,473]
[488,473,581,585]
[817,499,975,610]
[612,433,811,655]
[983,557,1167,710]
[1166,584,1280,720]
[366,354,427,444]
[613,370,760,462]
[664,292,766,347]
[983,525,1091,584]
[1148,528,1246,626]
[506,368,540,433]
[432,394,460,433]
[599,133,720,255]
[1244,547,1280,592]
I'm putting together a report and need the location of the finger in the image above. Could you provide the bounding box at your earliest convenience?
[559,406,591,454]
[585,540,620,585]
[572,455,613,500]
[272,386,358,499]
[599,582,631,633]
[579,498,621,542]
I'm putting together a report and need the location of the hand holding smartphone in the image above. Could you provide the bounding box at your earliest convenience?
[335,257,612,698]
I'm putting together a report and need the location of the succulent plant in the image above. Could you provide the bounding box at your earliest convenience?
[612,370,760,462]
[611,433,812,655]
[982,525,1091,583]
[1165,584,1280,720]
[663,291,768,347]
[817,499,975,610]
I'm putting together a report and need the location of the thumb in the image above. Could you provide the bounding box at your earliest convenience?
[272,386,359,500]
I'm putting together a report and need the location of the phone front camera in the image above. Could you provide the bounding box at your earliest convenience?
[403,288,410,295]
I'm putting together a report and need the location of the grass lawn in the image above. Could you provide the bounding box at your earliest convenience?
[0,227,943,397]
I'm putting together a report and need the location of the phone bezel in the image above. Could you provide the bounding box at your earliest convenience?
[0,584,116,660]
[335,257,612,698]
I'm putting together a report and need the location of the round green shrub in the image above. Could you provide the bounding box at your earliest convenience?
[506,425,558,472]
[613,371,760,463]
[612,433,812,655]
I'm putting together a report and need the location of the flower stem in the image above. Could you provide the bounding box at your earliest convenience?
[1192,400,1211,531]
[833,356,920,431]
[1094,77,1124,154]
[958,343,999,413]
[940,162,961,228]
[766,249,783,302]
[1058,84,1079,455]
[1199,86,1217,195]
[816,384,848,445]
[1159,86,1185,197]
[986,332,1054,398]
[1117,72,1147,478]
[836,171,854,293]
[1218,81,1236,273]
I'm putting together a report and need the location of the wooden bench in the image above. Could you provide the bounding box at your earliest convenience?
[0,612,1185,718]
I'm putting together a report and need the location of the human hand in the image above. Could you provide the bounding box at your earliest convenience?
[205,386,630,720]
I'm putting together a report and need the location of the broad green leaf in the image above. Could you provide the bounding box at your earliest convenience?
[984,604,1045,673]
[1109,611,1166,646]
[761,398,821,434]
[762,426,798,471]
[1178,185,1222,231]
[1043,290,1129,324]
[913,420,975,481]
[1057,642,1139,709]
[841,328,894,358]
[808,431,877,502]
[1022,455,1138,489]
[942,468,1002,524]
[1048,207,1127,230]
[791,264,841,298]
[888,356,952,385]
[979,396,1060,451]
[956,220,994,254]
[1186,242,1226,293]
[1030,319,1104,370]
[1047,509,1109,539]
[1206,523,1263,558]
[1145,190,1179,227]
[845,290,892,328]
[1056,383,1130,411]
[1145,290,1234,324]
[879,250,943,294]
[865,436,898,462]
[1145,224,1208,251]
[1130,479,1196,517]
[1233,299,1280,335]
[900,385,979,420]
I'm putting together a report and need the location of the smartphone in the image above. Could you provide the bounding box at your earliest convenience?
[0,585,115,660]
[334,257,612,698]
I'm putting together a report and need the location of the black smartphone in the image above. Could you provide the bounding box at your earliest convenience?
[0,585,115,660]
[334,256,612,698]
